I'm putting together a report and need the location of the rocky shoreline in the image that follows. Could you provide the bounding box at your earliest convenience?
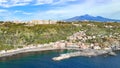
[52,30,120,61]
[52,49,118,61]
[0,30,119,60]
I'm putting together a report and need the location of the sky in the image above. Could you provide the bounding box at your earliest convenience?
[0,0,120,21]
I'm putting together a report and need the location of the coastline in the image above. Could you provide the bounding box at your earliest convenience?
[0,44,119,61]
[52,49,116,61]
[0,44,119,60]
[0,30,119,60]
[0,44,66,58]
[0,42,76,58]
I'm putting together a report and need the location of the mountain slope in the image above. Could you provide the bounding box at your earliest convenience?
[65,14,120,22]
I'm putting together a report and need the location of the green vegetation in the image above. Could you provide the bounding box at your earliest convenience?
[0,23,80,50]
[79,22,120,48]
[0,21,120,50]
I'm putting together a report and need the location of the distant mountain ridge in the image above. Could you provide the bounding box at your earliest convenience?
[65,14,120,22]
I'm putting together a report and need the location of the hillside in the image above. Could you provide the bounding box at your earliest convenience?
[65,14,120,22]
[0,22,119,51]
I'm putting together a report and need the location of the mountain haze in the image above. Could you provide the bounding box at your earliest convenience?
[65,14,120,22]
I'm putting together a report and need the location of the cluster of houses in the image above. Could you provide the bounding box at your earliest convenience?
[36,30,103,50]
[66,31,104,50]
[2,20,57,25]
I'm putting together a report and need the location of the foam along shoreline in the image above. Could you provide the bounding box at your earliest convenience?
[52,49,117,61]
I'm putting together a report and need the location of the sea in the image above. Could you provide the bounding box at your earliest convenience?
[0,50,120,68]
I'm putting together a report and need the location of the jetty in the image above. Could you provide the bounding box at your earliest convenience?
[52,49,109,61]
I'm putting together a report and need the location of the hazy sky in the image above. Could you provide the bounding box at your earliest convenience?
[0,0,120,21]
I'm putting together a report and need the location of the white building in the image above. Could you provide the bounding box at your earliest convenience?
[28,20,57,25]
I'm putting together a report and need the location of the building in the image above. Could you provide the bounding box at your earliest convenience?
[2,20,58,25]
[28,20,57,25]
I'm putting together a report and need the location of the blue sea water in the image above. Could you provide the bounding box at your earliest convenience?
[0,50,120,68]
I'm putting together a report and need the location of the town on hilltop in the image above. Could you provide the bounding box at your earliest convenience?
[0,20,57,25]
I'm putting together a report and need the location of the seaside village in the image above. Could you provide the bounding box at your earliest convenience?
[0,20,120,57]
[0,30,103,56]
